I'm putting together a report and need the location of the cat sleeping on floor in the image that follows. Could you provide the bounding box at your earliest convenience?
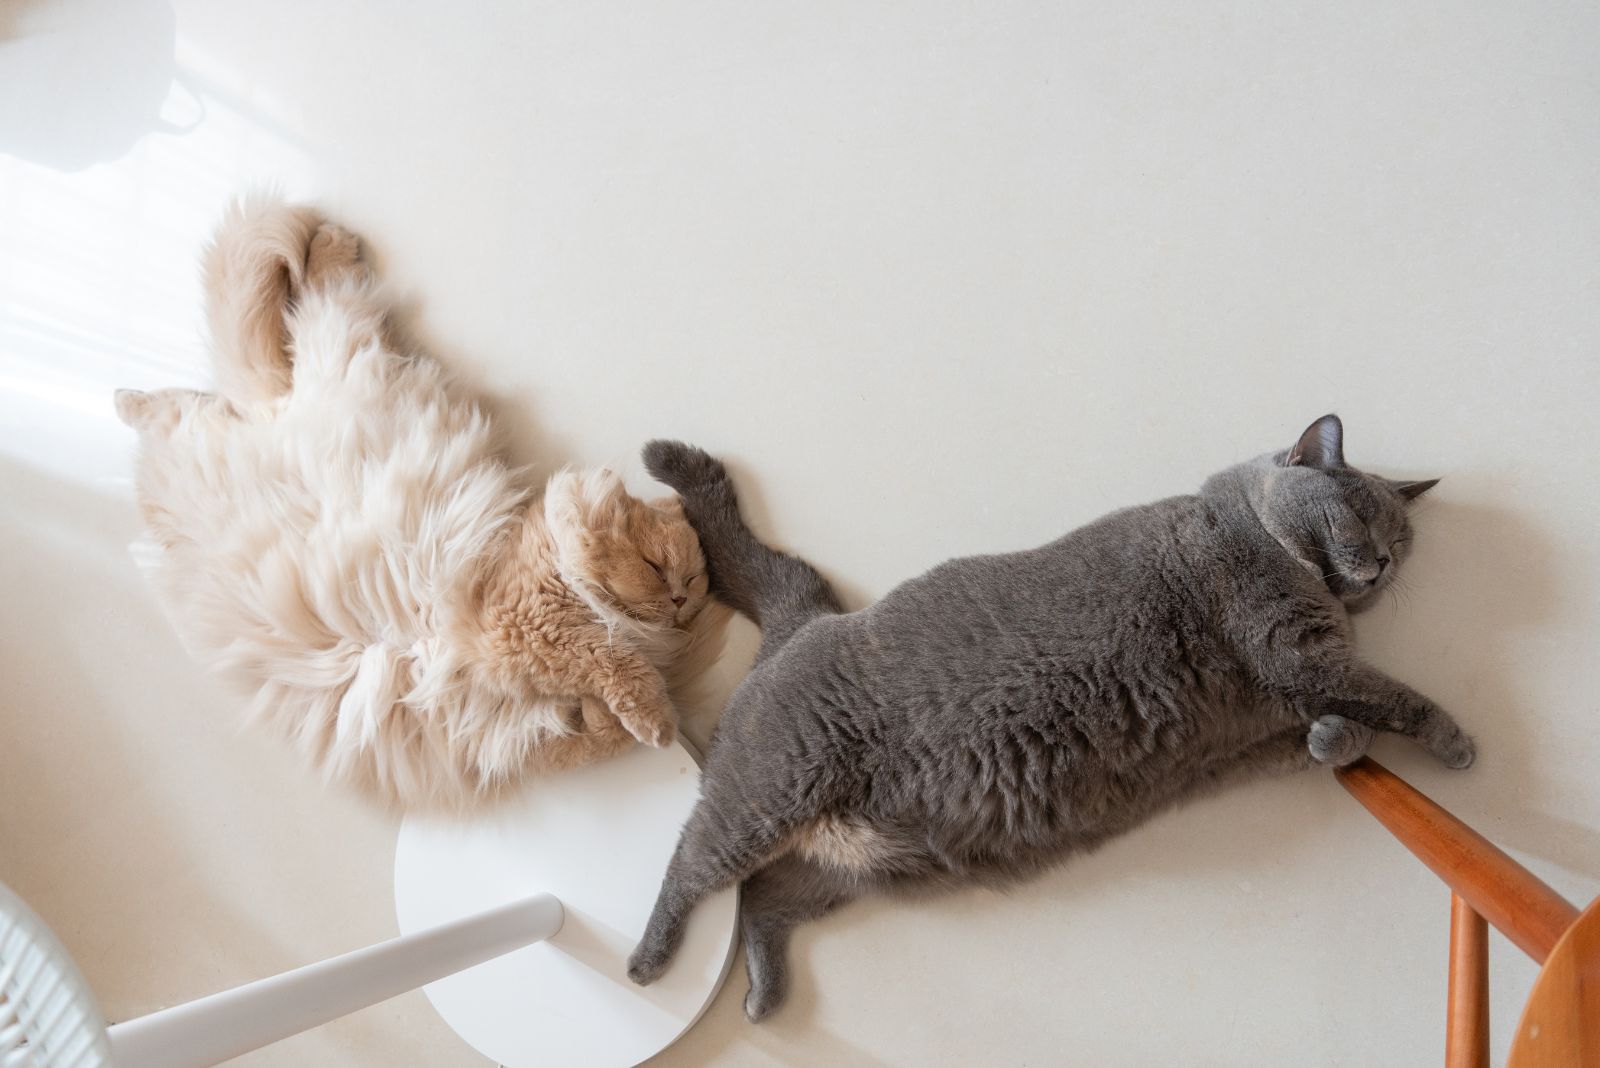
[115,196,724,811]
[628,418,1469,1021]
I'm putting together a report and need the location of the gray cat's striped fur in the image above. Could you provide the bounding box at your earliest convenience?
[628,416,1470,1021]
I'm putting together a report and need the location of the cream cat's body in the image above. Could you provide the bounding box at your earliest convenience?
[117,197,720,811]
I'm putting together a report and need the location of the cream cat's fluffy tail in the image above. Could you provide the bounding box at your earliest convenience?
[202,194,325,404]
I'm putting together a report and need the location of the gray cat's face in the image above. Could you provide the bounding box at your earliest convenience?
[1256,415,1437,610]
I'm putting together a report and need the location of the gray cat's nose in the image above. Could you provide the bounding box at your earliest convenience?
[1376,554,1391,571]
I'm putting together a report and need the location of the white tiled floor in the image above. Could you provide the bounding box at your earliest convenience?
[3,2,1599,1065]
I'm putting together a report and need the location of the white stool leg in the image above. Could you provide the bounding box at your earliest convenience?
[106,892,562,1068]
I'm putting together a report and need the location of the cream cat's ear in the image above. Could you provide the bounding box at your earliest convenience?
[648,494,686,518]
[578,468,631,528]
[589,467,629,503]
[545,467,632,543]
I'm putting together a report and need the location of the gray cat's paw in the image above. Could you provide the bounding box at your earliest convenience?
[741,944,789,1022]
[1435,731,1477,770]
[744,984,783,1023]
[626,944,669,986]
[1307,715,1374,767]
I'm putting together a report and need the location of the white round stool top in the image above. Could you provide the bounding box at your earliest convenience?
[394,740,738,1068]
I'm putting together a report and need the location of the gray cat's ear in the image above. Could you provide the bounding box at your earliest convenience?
[1286,413,1344,469]
[1392,478,1439,501]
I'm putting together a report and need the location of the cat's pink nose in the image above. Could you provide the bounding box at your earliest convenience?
[672,595,687,608]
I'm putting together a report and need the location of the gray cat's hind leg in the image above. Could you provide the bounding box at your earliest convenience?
[627,798,792,986]
[643,440,842,661]
[738,854,861,1022]
[1307,714,1375,766]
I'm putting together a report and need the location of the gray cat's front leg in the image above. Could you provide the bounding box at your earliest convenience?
[1295,665,1475,769]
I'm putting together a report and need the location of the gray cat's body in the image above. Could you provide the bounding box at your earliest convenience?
[628,417,1472,1021]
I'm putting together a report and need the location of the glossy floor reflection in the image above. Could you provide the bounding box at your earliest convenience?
[3,2,1599,1066]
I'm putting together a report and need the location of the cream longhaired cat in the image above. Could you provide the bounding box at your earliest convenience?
[115,197,725,811]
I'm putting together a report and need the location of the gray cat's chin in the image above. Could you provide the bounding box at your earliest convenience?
[1340,584,1387,613]
[1325,568,1392,612]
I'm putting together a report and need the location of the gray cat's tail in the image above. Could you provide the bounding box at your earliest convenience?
[642,441,841,658]
[202,194,325,405]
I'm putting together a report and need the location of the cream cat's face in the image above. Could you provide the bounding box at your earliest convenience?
[578,494,709,627]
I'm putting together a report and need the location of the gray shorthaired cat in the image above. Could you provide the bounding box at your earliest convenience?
[628,415,1470,1022]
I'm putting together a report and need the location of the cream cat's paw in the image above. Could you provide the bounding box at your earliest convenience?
[305,223,362,289]
[615,702,676,748]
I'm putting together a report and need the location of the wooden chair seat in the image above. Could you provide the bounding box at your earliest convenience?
[1509,896,1600,1066]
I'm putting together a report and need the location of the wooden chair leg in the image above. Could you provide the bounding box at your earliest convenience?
[1447,893,1490,1068]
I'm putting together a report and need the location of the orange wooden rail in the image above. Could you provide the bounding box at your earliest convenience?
[1333,757,1598,1067]
[1334,758,1578,962]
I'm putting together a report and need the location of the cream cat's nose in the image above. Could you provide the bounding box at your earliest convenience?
[672,594,687,608]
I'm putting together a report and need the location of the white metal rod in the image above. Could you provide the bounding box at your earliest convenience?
[105,893,562,1068]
